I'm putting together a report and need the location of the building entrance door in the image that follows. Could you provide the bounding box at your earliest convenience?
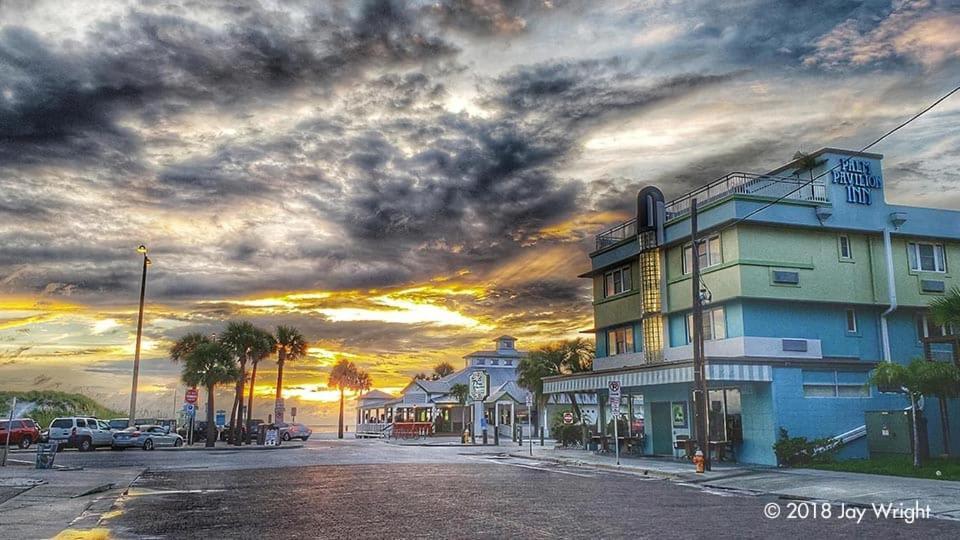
[651,402,672,455]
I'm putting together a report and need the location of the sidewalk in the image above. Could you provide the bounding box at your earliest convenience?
[510,446,960,520]
[0,462,143,539]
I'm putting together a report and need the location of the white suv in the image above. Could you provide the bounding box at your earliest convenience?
[48,417,114,451]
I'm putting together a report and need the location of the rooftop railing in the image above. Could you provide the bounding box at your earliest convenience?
[594,172,828,250]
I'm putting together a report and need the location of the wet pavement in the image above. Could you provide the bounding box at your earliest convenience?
[104,457,960,539]
[6,437,960,538]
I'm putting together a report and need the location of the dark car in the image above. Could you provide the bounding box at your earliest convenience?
[0,418,41,449]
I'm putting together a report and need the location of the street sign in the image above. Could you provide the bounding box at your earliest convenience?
[182,403,195,415]
[562,412,574,425]
[184,387,198,404]
[290,406,297,419]
[274,398,285,424]
[525,394,532,407]
[468,371,489,401]
[608,380,622,466]
[215,409,226,428]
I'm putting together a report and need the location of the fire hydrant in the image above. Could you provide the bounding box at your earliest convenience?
[693,450,705,474]
[462,429,470,444]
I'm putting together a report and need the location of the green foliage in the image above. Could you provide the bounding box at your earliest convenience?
[930,286,960,328]
[809,456,960,481]
[180,341,240,389]
[550,410,586,447]
[449,383,469,405]
[0,391,123,429]
[551,422,583,447]
[518,338,594,420]
[772,428,836,467]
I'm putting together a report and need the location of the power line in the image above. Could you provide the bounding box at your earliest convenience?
[718,84,960,231]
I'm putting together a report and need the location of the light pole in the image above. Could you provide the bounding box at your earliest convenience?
[127,245,151,428]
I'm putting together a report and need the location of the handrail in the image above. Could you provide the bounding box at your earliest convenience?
[594,171,829,250]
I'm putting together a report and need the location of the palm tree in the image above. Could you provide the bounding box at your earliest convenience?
[273,326,307,423]
[432,361,455,380]
[170,332,209,363]
[180,341,240,447]
[930,286,960,329]
[916,361,960,456]
[412,372,430,381]
[518,338,594,445]
[245,328,275,444]
[869,360,935,467]
[220,321,259,445]
[450,383,469,433]
[328,360,371,439]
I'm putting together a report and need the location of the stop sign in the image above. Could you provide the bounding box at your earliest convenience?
[563,412,574,424]
[185,387,199,404]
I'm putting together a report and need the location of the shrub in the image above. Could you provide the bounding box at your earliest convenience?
[773,427,837,467]
[551,422,582,447]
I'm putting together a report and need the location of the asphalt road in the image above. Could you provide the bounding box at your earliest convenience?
[82,440,960,539]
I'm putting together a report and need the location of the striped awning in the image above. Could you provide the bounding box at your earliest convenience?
[543,363,772,394]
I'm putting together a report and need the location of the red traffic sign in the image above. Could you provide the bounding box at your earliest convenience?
[184,388,199,404]
[562,412,574,425]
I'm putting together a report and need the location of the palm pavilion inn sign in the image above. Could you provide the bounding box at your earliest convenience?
[831,158,881,206]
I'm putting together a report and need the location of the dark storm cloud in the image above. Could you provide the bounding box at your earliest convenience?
[0,0,456,167]
[427,0,563,36]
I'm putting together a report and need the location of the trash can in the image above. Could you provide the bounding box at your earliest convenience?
[36,442,58,469]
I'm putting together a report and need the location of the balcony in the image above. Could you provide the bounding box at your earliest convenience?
[594,172,828,250]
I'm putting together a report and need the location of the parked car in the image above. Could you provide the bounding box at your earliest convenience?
[278,422,312,441]
[108,418,131,431]
[0,418,41,449]
[112,425,184,450]
[47,417,114,451]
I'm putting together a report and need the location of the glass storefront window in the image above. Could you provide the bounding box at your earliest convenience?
[706,388,742,442]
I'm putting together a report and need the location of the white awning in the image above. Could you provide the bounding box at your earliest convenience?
[543,363,772,394]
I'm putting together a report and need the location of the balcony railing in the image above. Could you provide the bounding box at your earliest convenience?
[595,218,637,250]
[594,172,828,250]
[665,172,828,220]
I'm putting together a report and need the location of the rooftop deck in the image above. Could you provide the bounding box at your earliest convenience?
[595,172,828,250]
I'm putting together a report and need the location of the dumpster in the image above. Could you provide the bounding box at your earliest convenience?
[36,442,58,469]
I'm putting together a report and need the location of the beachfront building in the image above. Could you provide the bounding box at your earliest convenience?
[356,336,534,439]
[543,148,960,465]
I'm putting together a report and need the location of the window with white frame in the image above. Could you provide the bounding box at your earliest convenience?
[845,308,857,333]
[916,313,956,341]
[907,242,946,273]
[607,326,635,356]
[603,265,632,298]
[802,370,869,397]
[686,306,726,343]
[683,234,721,274]
[838,234,852,260]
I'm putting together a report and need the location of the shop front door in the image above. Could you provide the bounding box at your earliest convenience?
[651,402,672,455]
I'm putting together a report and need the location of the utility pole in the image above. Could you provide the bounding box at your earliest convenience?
[690,199,711,471]
[128,245,150,428]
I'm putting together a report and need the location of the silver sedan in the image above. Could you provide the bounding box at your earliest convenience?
[112,425,184,450]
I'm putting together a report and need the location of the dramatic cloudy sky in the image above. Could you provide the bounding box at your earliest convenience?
[1,0,958,424]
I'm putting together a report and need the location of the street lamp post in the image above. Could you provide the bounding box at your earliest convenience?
[127,245,151,428]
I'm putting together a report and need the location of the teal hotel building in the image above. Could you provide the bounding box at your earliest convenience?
[542,148,960,465]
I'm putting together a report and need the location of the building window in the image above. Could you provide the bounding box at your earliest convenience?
[838,234,852,259]
[604,266,632,297]
[686,306,726,343]
[683,234,721,275]
[845,309,857,333]
[916,314,956,341]
[907,242,946,273]
[607,326,635,356]
[802,370,869,398]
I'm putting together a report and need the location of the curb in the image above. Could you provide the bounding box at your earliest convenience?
[54,468,147,538]
[156,443,304,452]
[505,453,691,481]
